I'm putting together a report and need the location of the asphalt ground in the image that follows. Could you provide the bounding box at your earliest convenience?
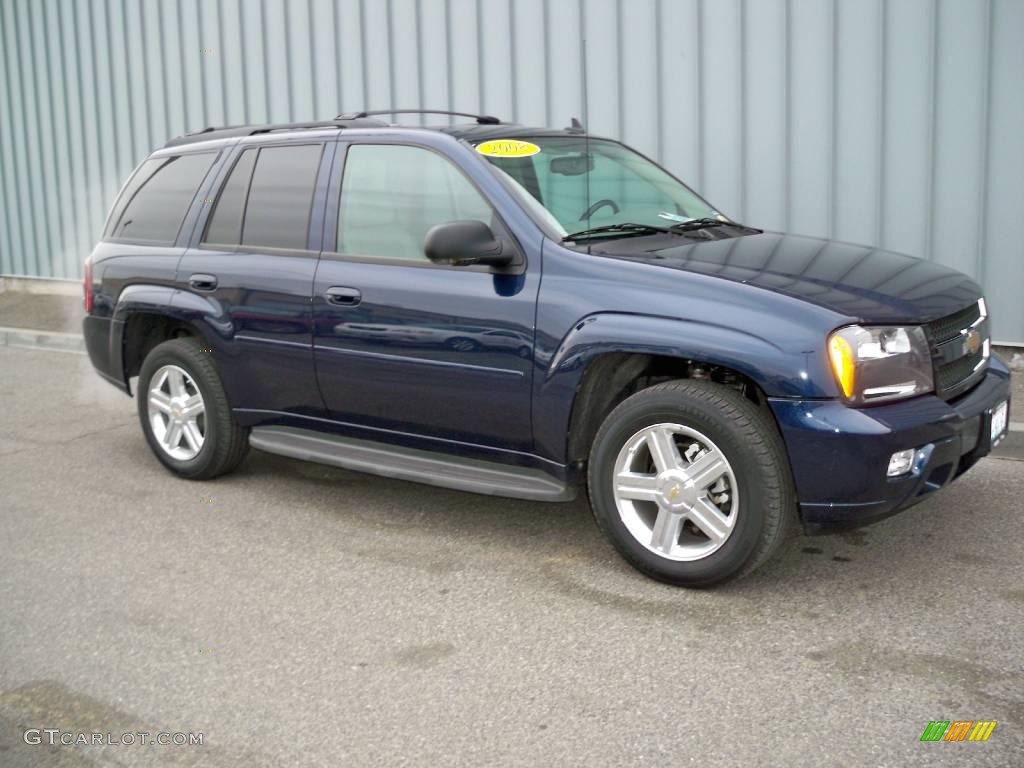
[2,344,1023,767]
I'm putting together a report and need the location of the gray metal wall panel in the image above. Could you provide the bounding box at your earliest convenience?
[985,0,1024,345]
[0,0,1021,341]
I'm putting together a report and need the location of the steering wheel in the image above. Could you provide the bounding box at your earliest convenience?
[579,198,620,221]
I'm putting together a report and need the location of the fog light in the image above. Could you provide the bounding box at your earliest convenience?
[887,449,915,477]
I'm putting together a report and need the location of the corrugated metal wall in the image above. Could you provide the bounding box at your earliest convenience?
[1,0,1021,342]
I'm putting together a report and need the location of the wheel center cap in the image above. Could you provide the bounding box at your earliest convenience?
[657,471,698,511]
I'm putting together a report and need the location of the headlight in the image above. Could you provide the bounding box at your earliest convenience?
[828,325,933,405]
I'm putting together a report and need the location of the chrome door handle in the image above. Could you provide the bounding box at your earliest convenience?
[189,273,218,291]
[325,286,361,306]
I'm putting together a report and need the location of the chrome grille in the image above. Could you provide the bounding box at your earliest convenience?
[925,300,989,400]
[935,348,986,391]
[927,303,981,345]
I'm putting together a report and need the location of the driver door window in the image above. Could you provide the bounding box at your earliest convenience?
[337,144,493,261]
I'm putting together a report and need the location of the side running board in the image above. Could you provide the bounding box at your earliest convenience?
[249,426,576,502]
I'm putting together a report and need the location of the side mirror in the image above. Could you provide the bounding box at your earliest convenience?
[424,220,513,268]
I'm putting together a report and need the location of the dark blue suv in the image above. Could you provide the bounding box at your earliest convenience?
[83,110,1012,586]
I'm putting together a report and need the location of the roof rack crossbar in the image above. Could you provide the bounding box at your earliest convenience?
[336,109,501,125]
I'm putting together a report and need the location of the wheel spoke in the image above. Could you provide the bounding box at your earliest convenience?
[650,509,684,554]
[645,428,681,473]
[684,449,728,489]
[182,421,203,452]
[686,496,730,543]
[164,421,183,449]
[614,472,660,502]
[153,368,170,393]
[181,394,204,418]
[167,369,186,398]
[148,391,172,414]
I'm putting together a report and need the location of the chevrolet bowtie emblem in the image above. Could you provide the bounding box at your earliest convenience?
[964,328,982,356]
[668,485,680,500]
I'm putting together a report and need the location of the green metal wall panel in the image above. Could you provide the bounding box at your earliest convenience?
[0,0,1021,341]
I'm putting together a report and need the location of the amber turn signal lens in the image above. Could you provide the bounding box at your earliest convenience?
[829,334,856,399]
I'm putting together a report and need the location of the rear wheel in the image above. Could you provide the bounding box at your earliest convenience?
[587,380,794,587]
[137,337,249,479]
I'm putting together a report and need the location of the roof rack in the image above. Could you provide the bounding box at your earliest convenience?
[163,117,387,148]
[335,109,501,125]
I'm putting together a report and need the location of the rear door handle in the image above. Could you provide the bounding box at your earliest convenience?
[189,273,218,291]
[325,286,362,306]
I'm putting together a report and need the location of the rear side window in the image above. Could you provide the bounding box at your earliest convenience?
[106,153,215,244]
[203,143,323,251]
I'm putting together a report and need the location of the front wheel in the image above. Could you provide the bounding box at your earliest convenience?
[587,380,795,587]
[137,337,249,480]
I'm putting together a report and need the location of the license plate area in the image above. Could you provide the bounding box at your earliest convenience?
[990,401,1008,447]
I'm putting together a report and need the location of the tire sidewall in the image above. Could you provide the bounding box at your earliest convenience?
[588,389,772,586]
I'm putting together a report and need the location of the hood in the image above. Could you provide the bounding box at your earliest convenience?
[589,231,982,324]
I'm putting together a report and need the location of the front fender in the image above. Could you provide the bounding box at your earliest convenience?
[533,311,835,463]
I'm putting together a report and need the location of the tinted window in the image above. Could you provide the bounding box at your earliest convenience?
[241,144,323,250]
[337,144,493,261]
[107,153,215,243]
[203,148,257,246]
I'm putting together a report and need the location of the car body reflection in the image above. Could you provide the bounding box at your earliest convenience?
[333,322,532,357]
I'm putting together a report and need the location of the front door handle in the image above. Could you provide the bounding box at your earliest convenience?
[189,273,218,291]
[325,286,362,306]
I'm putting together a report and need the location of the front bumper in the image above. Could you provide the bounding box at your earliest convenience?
[769,357,1012,532]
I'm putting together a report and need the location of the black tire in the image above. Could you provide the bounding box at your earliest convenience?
[587,380,795,587]
[137,337,249,480]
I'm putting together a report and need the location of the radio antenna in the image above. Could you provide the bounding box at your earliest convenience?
[581,36,591,254]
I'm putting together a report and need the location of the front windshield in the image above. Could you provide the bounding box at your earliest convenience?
[477,137,721,238]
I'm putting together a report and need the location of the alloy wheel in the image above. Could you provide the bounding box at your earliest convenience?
[612,423,738,561]
[147,364,206,461]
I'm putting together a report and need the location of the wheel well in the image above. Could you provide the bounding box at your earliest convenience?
[122,313,198,383]
[566,353,768,465]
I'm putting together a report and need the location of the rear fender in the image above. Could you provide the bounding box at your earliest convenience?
[110,285,221,393]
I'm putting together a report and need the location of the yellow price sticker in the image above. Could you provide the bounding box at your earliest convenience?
[476,139,541,158]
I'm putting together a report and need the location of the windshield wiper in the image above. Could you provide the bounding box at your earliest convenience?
[667,217,730,232]
[562,222,672,242]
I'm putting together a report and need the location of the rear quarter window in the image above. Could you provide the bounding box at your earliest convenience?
[105,152,216,244]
